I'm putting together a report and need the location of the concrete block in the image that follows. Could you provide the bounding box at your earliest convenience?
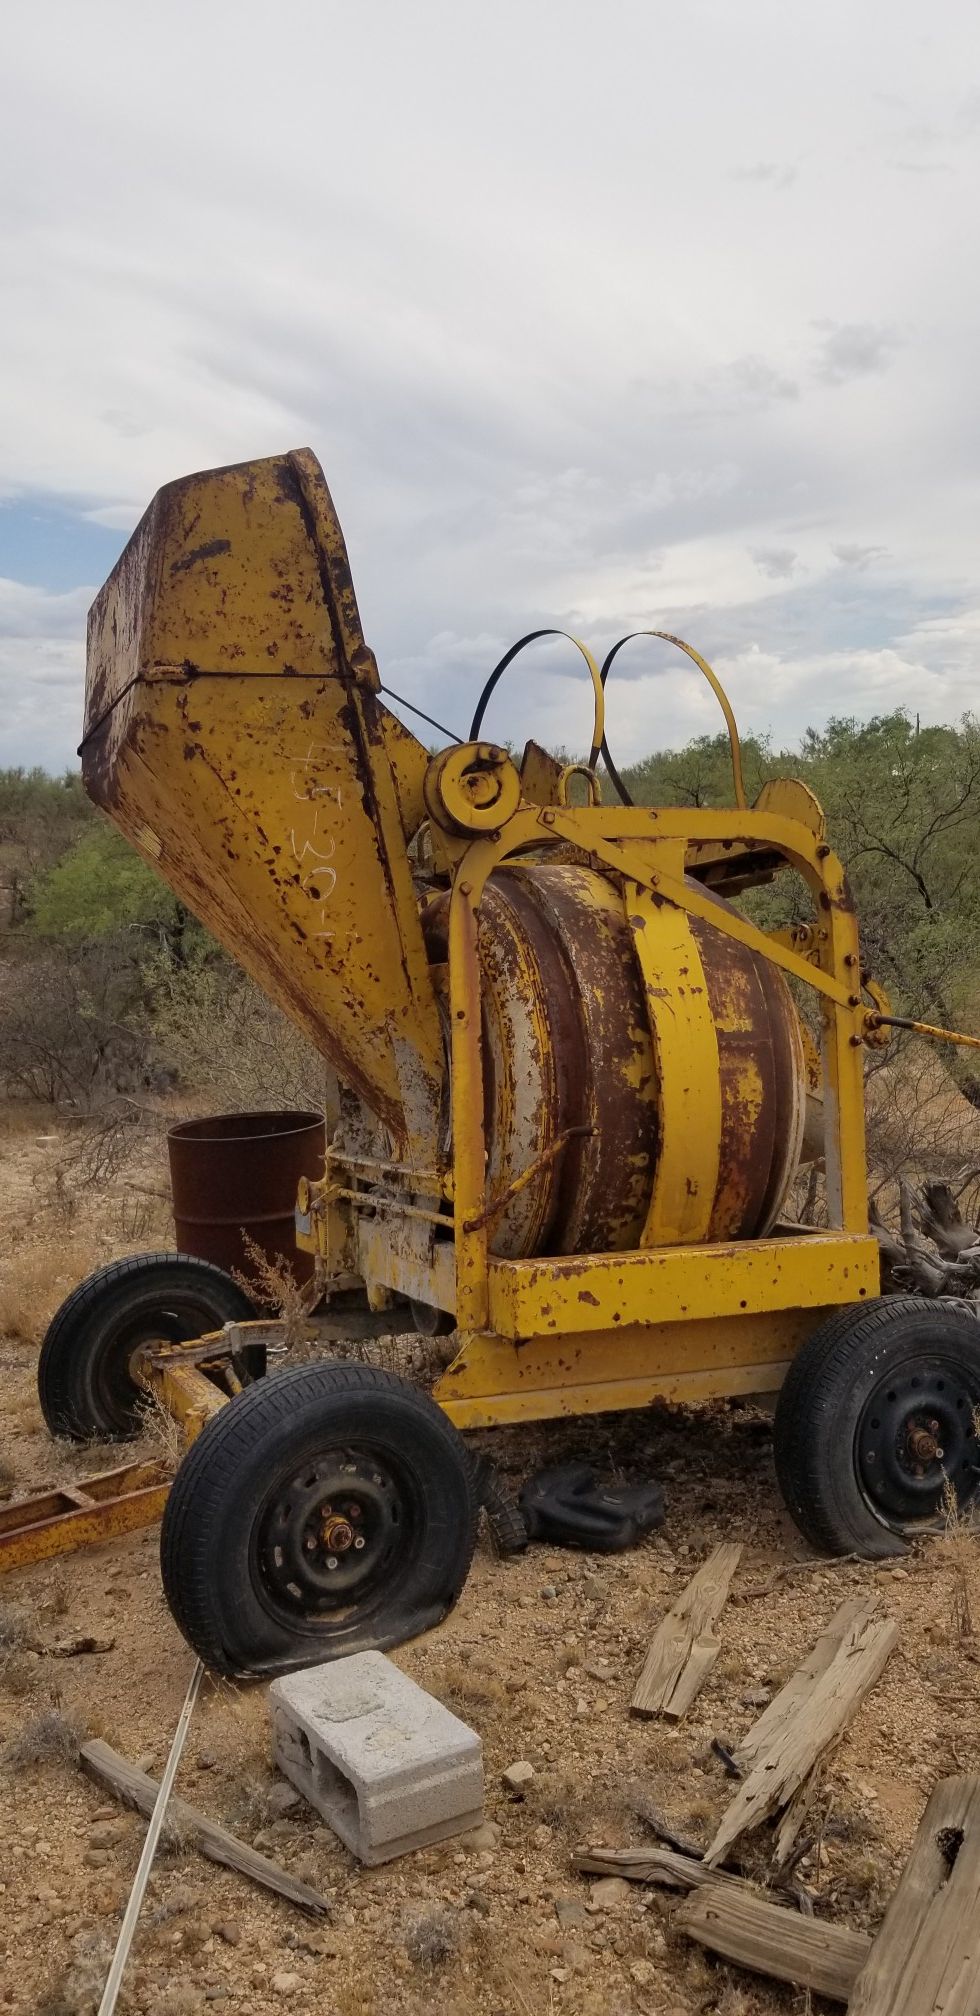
[269,1652,483,1865]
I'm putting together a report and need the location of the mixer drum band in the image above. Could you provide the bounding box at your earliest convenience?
[425,860,806,1260]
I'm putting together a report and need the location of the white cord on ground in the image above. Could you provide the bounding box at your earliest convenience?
[96,1657,205,2016]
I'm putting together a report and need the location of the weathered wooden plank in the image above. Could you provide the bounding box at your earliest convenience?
[705,1599,898,1868]
[80,1739,330,1916]
[848,1774,980,2016]
[631,1543,742,1721]
[573,1844,750,1894]
[735,1598,868,1771]
[674,1884,869,2003]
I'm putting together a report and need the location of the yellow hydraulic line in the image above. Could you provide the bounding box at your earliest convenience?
[869,1013,980,1051]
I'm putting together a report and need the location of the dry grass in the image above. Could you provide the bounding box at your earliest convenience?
[0,1598,33,1655]
[403,1908,463,1969]
[138,1390,186,1470]
[233,1233,310,1353]
[0,1235,103,1345]
[940,1478,978,1641]
[37,1929,114,2016]
[428,1655,510,1720]
[2,1705,86,1770]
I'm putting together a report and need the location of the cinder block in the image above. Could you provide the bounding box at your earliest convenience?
[269,1652,484,1865]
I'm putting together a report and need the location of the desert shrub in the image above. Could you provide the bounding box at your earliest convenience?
[0,940,155,1105]
[151,950,328,1111]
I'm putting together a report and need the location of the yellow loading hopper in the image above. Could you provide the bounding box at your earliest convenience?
[82,448,443,1154]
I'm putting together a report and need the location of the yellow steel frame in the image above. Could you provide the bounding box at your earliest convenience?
[390,794,878,1426]
[119,776,875,1443]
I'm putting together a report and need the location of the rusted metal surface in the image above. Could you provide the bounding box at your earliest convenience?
[433,1306,830,1429]
[168,1110,326,1281]
[482,1232,880,1341]
[0,1462,171,1572]
[690,893,806,1241]
[82,450,443,1157]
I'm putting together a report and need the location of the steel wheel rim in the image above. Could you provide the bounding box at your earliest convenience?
[91,1294,225,1432]
[251,1443,422,1632]
[856,1355,980,1527]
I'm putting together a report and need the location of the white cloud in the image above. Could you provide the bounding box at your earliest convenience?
[732,162,799,190]
[0,0,979,770]
[752,547,800,581]
[0,579,88,766]
[812,322,901,385]
[831,542,890,570]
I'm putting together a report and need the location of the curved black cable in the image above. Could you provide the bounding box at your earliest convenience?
[378,682,463,745]
[597,637,636,806]
[468,629,575,743]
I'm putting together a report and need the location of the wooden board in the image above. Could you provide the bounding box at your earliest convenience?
[80,1739,330,1916]
[674,1884,870,2003]
[631,1543,742,1721]
[848,1774,980,2015]
[573,1844,750,1894]
[704,1598,898,1867]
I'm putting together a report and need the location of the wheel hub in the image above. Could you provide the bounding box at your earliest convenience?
[257,1454,409,1616]
[858,1364,980,1523]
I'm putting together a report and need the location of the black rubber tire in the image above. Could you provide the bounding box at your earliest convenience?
[473,1456,529,1555]
[160,1359,480,1676]
[38,1253,255,1442]
[773,1296,980,1558]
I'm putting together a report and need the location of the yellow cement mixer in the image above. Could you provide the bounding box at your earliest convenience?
[38,447,980,1674]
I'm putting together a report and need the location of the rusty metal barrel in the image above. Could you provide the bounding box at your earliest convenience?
[167,1110,326,1284]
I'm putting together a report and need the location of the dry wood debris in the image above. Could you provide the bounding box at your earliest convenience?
[573,1842,749,1896]
[704,1597,898,1867]
[80,1739,331,1916]
[630,1542,742,1721]
[848,1773,980,2015]
[873,1177,980,1299]
[674,1884,870,2004]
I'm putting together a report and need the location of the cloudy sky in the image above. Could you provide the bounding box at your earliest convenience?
[3,1,980,772]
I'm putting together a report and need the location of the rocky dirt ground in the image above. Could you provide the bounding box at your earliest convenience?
[2,1103,980,2016]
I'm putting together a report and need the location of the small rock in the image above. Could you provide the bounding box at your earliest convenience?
[213,1922,241,1947]
[84,1849,111,1869]
[565,1942,589,1975]
[460,1820,502,1851]
[88,1818,131,1849]
[156,1989,204,2016]
[266,1781,303,1819]
[196,1750,218,1771]
[165,1885,197,1914]
[541,1584,558,1601]
[580,1573,606,1601]
[589,1877,631,1909]
[502,1760,535,1795]
[741,1686,772,1709]
[550,1966,570,1984]
[466,1890,493,1915]
[630,1959,658,1987]
[554,1897,588,1930]
[271,1972,302,1996]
